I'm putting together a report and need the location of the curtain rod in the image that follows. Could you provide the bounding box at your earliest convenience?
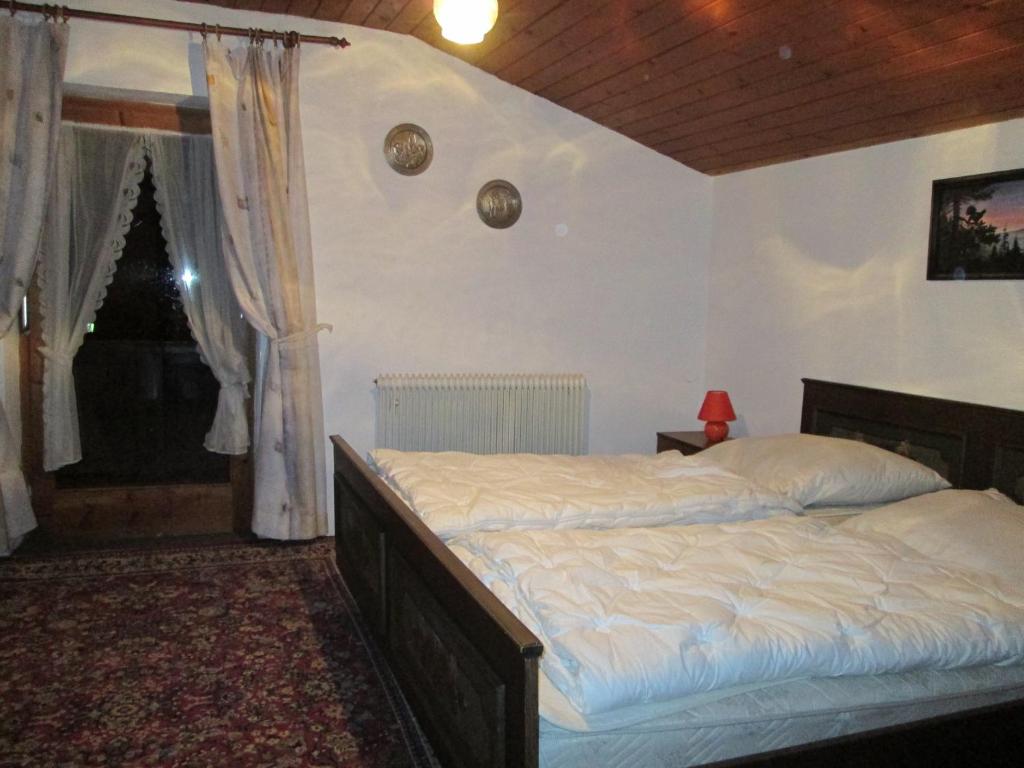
[8,2,351,48]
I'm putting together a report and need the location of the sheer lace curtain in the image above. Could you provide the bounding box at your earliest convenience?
[204,39,329,540]
[38,125,253,472]
[0,15,68,555]
[38,125,146,472]
[147,132,251,455]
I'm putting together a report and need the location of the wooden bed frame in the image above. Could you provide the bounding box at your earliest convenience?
[332,379,1024,768]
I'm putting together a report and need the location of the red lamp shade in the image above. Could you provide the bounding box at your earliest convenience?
[698,390,736,422]
[698,390,736,443]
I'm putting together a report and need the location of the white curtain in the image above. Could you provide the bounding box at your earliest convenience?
[38,125,146,471]
[0,15,68,554]
[147,132,251,455]
[204,39,328,540]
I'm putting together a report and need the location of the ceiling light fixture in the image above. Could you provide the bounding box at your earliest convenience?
[433,0,499,45]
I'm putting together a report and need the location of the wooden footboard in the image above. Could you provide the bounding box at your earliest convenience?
[331,436,542,768]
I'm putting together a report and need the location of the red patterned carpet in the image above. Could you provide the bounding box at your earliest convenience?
[0,538,436,767]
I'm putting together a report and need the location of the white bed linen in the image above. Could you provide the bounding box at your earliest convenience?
[701,434,950,507]
[801,502,882,524]
[538,665,1024,768]
[369,449,801,539]
[451,516,1024,722]
[841,488,1024,587]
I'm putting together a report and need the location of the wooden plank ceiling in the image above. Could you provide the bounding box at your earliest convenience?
[184,1,1024,175]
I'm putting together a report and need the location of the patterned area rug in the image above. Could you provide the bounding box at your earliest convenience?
[0,538,437,767]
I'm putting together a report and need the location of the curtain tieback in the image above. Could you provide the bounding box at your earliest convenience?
[275,323,333,349]
[39,347,75,369]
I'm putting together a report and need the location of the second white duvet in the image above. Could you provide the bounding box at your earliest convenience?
[451,515,1024,722]
[370,449,801,539]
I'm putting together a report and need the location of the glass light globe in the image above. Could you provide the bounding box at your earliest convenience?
[434,0,499,45]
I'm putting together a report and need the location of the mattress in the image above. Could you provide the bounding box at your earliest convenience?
[538,665,1024,768]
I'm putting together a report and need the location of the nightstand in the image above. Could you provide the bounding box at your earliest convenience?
[656,431,724,455]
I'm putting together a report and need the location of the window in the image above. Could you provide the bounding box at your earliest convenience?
[54,163,229,489]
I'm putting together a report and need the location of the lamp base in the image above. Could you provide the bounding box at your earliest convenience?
[703,421,730,444]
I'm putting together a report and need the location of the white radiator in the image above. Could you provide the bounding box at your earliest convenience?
[375,373,589,454]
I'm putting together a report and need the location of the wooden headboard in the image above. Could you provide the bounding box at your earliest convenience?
[801,379,1024,503]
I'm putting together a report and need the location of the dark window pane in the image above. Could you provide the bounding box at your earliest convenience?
[55,165,230,488]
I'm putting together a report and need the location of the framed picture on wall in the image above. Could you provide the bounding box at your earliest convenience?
[927,168,1024,280]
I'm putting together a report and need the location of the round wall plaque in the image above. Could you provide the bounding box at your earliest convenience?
[383,123,433,176]
[476,179,522,229]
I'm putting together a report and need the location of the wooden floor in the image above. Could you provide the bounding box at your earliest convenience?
[13,527,259,556]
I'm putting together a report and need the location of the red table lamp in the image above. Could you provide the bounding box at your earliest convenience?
[698,390,736,443]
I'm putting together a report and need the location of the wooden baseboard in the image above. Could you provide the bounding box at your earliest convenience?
[43,483,234,541]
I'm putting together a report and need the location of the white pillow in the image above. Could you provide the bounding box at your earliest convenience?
[701,433,950,507]
[841,489,1024,584]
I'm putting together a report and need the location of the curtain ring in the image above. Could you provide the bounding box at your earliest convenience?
[215,24,221,41]
[60,4,68,23]
[199,22,208,40]
[8,1,15,18]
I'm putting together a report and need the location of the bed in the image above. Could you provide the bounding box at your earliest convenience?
[331,379,1024,767]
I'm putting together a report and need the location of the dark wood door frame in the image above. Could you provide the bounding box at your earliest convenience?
[20,95,252,541]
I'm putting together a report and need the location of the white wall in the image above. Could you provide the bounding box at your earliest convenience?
[301,20,712,456]
[4,0,709,477]
[707,120,1024,437]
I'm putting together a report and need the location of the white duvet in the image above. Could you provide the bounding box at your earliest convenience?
[369,449,801,539]
[450,516,1024,723]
